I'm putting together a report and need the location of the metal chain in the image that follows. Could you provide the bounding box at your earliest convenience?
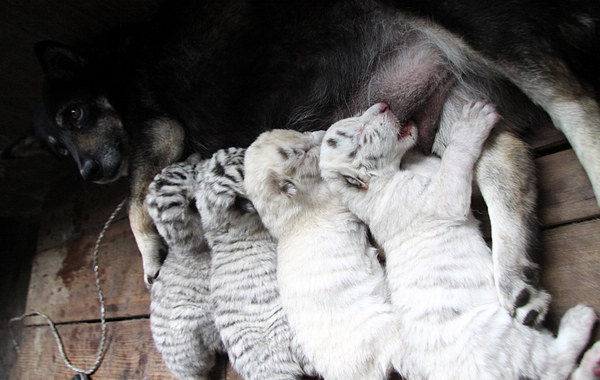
[9,198,127,377]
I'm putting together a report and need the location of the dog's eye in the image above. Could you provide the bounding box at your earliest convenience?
[67,106,83,122]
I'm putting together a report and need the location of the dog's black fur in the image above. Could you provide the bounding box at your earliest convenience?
[25,0,600,326]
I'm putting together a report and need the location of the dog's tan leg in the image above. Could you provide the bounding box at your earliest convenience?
[537,96,600,206]
[129,117,185,286]
[501,59,600,207]
[129,200,165,287]
[475,129,551,325]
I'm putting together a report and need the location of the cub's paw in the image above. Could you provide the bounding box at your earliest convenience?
[560,304,597,336]
[452,101,500,150]
[572,341,600,380]
[496,267,551,326]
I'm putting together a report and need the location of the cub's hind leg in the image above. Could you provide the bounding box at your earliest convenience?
[572,341,600,380]
[543,304,597,380]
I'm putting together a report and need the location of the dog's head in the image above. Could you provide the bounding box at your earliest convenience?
[34,41,128,183]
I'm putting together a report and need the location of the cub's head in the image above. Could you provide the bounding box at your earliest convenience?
[320,103,416,191]
[34,41,128,183]
[244,129,325,236]
[195,147,257,234]
[146,160,205,249]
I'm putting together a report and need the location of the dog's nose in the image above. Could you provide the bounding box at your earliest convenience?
[80,158,101,181]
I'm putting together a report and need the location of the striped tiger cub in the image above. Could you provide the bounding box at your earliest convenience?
[146,156,224,379]
[195,147,314,380]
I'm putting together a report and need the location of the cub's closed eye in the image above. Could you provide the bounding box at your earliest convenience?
[343,175,366,189]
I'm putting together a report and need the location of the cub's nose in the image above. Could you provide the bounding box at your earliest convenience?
[364,102,389,117]
[80,158,101,181]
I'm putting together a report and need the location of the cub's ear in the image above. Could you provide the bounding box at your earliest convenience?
[267,169,297,198]
[34,41,88,80]
[279,179,297,198]
[343,175,368,190]
[234,196,256,213]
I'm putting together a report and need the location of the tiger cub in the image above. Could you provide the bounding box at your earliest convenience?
[146,156,224,380]
[194,147,314,380]
[319,101,599,380]
[244,129,402,380]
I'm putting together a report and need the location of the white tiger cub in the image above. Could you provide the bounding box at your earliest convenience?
[319,101,600,380]
[244,129,402,380]
[194,147,314,380]
[146,157,225,380]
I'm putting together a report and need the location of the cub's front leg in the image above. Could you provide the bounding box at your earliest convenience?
[129,116,185,286]
[425,102,499,219]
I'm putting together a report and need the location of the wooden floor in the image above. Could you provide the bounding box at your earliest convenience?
[10,126,600,379]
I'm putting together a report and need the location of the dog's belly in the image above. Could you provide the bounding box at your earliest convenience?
[357,41,457,153]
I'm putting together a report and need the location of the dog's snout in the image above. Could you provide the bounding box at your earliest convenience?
[80,158,101,180]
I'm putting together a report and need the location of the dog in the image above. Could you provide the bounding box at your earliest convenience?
[19,0,600,325]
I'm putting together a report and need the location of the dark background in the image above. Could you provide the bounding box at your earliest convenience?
[0,2,161,377]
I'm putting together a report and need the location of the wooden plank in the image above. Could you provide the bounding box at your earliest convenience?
[541,219,600,342]
[528,123,567,153]
[537,149,600,227]
[10,319,176,380]
[36,176,129,253]
[473,148,599,237]
[11,317,245,380]
[25,218,148,324]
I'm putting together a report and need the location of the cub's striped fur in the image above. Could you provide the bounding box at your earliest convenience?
[146,156,224,379]
[196,147,313,380]
[245,130,402,380]
[320,102,599,379]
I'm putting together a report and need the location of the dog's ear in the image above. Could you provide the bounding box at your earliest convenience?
[1,130,49,159]
[34,41,88,80]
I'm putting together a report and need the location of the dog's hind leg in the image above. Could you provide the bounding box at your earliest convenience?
[501,59,600,207]
[129,117,185,286]
[475,129,551,325]
[435,81,551,325]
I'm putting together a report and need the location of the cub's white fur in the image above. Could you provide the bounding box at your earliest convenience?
[244,129,402,380]
[320,102,599,380]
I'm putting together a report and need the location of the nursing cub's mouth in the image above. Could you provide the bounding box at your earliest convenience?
[398,120,416,141]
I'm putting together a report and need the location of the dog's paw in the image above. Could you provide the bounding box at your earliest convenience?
[137,236,167,289]
[144,267,160,288]
[496,269,551,326]
[572,341,600,380]
[142,245,167,288]
[143,262,160,288]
